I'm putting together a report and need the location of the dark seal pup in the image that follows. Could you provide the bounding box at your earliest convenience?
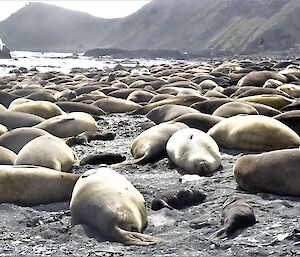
[211,198,256,239]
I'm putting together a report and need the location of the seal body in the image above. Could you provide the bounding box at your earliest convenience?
[70,168,160,245]
[15,135,75,171]
[234,149,300,196]
[167,128,221,175]
[151,189,206,210]
[208,115,300,151]
[212,199,256,239]
[35,112,97,138]
[0,127,50,153]
[0,165,79,206]
[131,122,188,164]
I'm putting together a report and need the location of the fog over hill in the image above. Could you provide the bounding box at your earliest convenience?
[0,0,299,55]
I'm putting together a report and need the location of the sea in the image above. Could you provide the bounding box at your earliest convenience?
[0,51,187,76]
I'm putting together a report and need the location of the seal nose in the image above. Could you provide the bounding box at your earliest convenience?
[198,161,209,175]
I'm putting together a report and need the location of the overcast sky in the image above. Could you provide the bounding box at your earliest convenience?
[0,1,151,22]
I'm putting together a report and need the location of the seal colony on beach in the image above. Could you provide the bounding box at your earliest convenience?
[0,56,300,252]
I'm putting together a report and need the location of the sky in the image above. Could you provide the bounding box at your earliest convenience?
[0,1,151,22]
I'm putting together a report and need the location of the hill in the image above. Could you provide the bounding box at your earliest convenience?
[0,0,299,55]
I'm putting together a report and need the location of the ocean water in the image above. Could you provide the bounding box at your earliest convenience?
[0,51,181,76]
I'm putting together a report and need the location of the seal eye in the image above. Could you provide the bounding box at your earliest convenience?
[189,134,193,140]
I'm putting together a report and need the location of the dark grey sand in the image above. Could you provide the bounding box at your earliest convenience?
[0,113,299,257]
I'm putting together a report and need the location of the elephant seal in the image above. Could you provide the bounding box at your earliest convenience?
[130,122,188,164]
[208,115,300,151]
[70,168,160,245]
[92,97,142,113]
[35,112,98,138]
[212,102,258,118]
[65,131,116,146]
[146,104,199,124]
[239,94,294,110]
[0,111,45,130]
[151,189,206,211]
[237,71,287,87]
[274,110,300,135]
[211,199,256,239]
[9,100,65,119]
[234,149,300,196]
[80,153,126,165]
[15,135,76,172]
[0,124,8,135]
[55,102,107,116]
[0,165,79,206]
[166,128,221,175]
[0,127,51,154]
[0,146,17,164]
[173,113,223,132]
[191,98,234,114]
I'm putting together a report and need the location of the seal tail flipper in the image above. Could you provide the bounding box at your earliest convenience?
[115,227,163,246]
[210,227,229,240]
[110,155,148,168]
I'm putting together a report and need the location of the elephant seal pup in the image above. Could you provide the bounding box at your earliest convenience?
[151,189,206,210]
[212,102,258,118]
[0,127,51,154]
[70,168,160,246]
[166,128,221,175]
[208,115,300,151]
[234,149,300,196]
[34,112,98,138]
[131,122,188,164]
[211,199,256,239]
[173,113,224,132]
[146,104,200,124]
[15,135,76,172]
[0,165,79,206]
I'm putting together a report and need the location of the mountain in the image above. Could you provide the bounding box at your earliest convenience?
[0,0,299,55]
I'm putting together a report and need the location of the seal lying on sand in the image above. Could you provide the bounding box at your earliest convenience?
[234,149,300,196]
[15,135,76,172]
[130,122,188,164]
[208,115,300,151]
[151,189,206,210]
[211,198,256,239]
[166,128,221,175]
[0,165,79,206]
[70,168,161,246]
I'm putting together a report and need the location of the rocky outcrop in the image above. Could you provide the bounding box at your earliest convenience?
[0,45,11,59]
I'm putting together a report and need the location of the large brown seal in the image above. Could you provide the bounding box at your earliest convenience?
[0,165,79,206]
[166,128,221,175]
[70,168,160,245]
[234,149,300,196]
[15,135,76,171]
[212,102,258,118]
[208,115,300,151]
[131,122,188,164]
